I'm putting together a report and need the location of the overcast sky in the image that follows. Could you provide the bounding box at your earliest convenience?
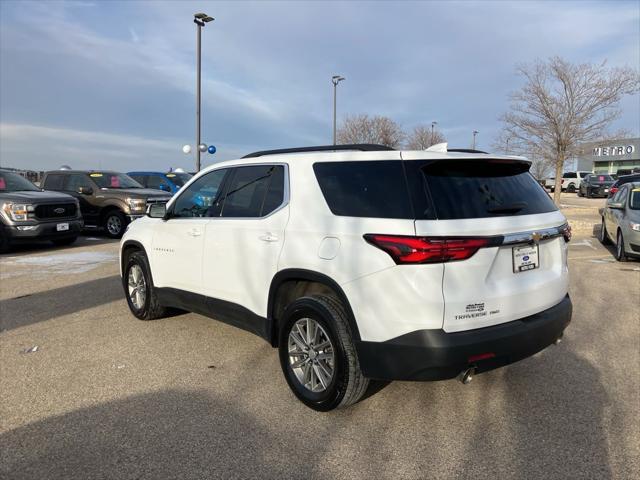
[1,0,639,172]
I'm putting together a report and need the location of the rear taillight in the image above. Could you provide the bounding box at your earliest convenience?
[561,224,572,242]
[609,187,618,196]
[364,234,490,264]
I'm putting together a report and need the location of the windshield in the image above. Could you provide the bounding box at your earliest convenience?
[165,172,192,187]
[0,171,40,192]
[630,188,640,210]
[89,172,142,189]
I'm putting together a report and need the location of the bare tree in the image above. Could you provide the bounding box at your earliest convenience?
[499,56,639,203]
[405,125,446,150]
[337,114,405,148]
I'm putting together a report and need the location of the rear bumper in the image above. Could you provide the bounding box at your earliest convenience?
[356,294,572,381]
[1,219,83,241]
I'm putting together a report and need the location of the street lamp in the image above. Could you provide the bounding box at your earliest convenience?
[332,75,345,145]
[194,12,214,172]
[472,130,479,150]
[431,121,437,146]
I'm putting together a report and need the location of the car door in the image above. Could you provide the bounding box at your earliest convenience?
[606,186,627,240]
[150,168,229,294]
[63,174,100,223]
[202,164,289,321]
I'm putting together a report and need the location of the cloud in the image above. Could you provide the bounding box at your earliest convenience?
[0,0,638,171]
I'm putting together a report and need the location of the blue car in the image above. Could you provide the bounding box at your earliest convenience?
[128,171,193,195]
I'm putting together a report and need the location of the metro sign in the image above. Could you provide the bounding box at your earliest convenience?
[592,145,635,156]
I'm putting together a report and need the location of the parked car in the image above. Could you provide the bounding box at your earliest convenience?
[599,182,640,261]
[127,171,193,195]
[546,171,591,193]
[41,170,171,238]
[0,170,83,252]
[577,174,615,198]
[608,173,640,197]
[119,144,572,411]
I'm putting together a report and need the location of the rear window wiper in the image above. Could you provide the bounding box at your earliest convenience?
[487,202,527,214]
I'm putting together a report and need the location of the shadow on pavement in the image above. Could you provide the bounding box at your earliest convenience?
[0,389,304,480]
[0,275,123,331]
[0,234,118,258]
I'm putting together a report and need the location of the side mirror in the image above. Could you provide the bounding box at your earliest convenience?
[79,186,93,195]
[609,202,624,210]
[147,203,167,219]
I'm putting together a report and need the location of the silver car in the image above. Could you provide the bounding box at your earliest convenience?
[599,181,640,261]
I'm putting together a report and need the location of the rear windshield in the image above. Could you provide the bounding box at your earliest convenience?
[588,174,613,182]
[410,160,557,220]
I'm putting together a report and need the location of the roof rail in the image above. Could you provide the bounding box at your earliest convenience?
[242,144,394,159]
[447,148,489,154]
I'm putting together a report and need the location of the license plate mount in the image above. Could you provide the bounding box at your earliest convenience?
[512,244,539,273]
[56,223,69,232]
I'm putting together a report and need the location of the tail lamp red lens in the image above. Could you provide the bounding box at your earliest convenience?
[561,224,572,243]
[609,187,618,195]
[363,234,490,264]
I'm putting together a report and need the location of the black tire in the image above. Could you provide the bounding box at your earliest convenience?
[567,184,576,193]
[278,295,369,411]
[123,250,167,320]
[577,189,583,197]
[51,236,78,247]
[103,210,127,239]
[615,230,627,262]
[599,217,611,245]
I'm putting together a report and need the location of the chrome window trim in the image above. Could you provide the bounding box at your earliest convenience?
[166,163,289,221]
[501,223,569,245]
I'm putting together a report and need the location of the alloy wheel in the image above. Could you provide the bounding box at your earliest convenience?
[288,318,335,393]
[107,215,122,235]
[128,264,146,310]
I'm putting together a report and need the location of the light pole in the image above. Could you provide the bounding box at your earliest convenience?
[431,121,437,146]
[472,130,479,150]
[332,75,345,145]
[194,12,214,172]
[506,137,510,155]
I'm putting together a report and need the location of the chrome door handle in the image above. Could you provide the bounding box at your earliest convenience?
[259,233,279,242]
[187,229,202,237]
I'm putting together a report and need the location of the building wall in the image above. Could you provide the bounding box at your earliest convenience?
[574,138,640,174]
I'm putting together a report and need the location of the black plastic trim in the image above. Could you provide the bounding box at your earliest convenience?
[242,144,394,159]
[156,287,271,341]
[356,294,572,381]
[267,269,361,346]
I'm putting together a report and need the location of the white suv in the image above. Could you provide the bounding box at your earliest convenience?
[120,144,572,411]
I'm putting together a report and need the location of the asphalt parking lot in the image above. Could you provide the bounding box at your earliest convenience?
[1,193,639,480]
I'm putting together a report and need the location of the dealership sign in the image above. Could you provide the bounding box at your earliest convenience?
[592,145,635,156]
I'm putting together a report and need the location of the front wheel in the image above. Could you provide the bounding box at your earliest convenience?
[123,251,167,320]
[278,295,369,411]
[567,184,576,193]
[615,230,627,262]
[104,211,127,239]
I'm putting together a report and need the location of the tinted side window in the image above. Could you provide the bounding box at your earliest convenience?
[65,174,93,192]
[414,160,557,220]
[44,174,65,190]
[172,169,228,218]
[563,172,577,179]
[220,165,282,218]
[261,166,285,215]
[313,161,413,219]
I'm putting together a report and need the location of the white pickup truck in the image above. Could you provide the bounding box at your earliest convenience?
[545,171,591,193]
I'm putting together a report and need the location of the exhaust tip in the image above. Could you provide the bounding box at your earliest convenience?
[459,367,476,385]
